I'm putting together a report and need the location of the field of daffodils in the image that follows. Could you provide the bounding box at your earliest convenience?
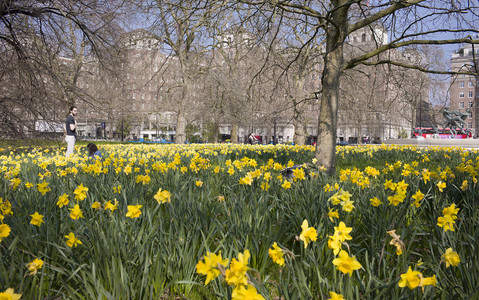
[0,143,478,299]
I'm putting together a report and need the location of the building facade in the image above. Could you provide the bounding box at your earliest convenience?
[449,44,479,136]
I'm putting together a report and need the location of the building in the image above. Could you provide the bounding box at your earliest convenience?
[449,43,479,136]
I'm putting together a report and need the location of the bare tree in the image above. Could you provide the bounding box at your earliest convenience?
[209,0,479,174]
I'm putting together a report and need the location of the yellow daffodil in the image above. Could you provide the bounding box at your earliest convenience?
[69,204,84,220]
[436,181,446,192]
[91,201,101,210]
[334,222,352,242]
[104,199,119,212]
[73,184,89,201]
[328,208,339,222]
[126,204,143,218]
[299,219,318,248]
[281,180,291,190]
[0,224,11,242]
[225,249,250,286]
[37,180,51,196]
[65,232,82,247]
[154,188,171,204]
[26,258,43,276]
[196,180,204,187]
[268,242,285,266]
[328,291,344,300]
[328,234,342,255]
[56,193,69,208]
[0,288,22,300]
[30,212,44,227]
[196,251,229,285]
[398,267,421,289]
[411,190,424,207]
[332,250,362,276]
[442,248,460,268]
[370,197,382,207]
[231,284,265,300]
[260,182,270,191]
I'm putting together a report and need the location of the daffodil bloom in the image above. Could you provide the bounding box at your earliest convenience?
[328,194,341,205]
[0,288,22,300]
[299,219,318,248]
[419,274,437,291]
[437,181,446,192]
[398,267,421,289]
[154,188,171,204]
[388,191,406,206]
[328,234,342,255]
[281,180,291,190]
[225,250,250,286]
[460,180,468,191]
[91,201,101,209]
[69,204,84,220]
[37,180,51,196]
[442,203,459,217]
[442,248,460,268]
[411,190,424,207]
[370,197,382,207]
[334,222,352,242]
[383,179,396,191]
[231,284,265,300]
[65,232,82,247]
[9,178,21,190]
[126,204,143,218]
[196,180,203,187]
[328,208,339,222]
[268,242,285,266]
[73,184,89,201]
[332,250,362,276]
[0,223,11,242]
[30,212,44,227]
[328,291,344,300]
[217,195,225,202]
[239,176,253,185]
[26,258,44,276]
[340,199,355,212]
[104,199,119,212]
[56,193,69,208]
[437,214,455,232]
[196,251,229,285]
[260,182,270,191]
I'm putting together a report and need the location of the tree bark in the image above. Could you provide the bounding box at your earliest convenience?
[231,121,239,144]
[315,0,349,175]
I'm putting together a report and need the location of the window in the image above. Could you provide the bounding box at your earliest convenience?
[469,81,474,87]
[460,102,465,108]
[469,102,473,108]
[460,81,465,88]
[469,91,473,98]
[460,92,465,98]
[468,111,473,119]
[468,122,473,128]
[361,33,366,42]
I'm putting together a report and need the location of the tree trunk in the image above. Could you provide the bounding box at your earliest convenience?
[231,122,239,144]
[293,116,306,145]
[176,109,187,144]
[315,2,348,175]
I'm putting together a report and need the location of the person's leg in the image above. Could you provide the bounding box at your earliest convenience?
[65,136,75,156]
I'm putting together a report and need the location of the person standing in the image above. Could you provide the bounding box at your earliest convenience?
[64,106,77,156]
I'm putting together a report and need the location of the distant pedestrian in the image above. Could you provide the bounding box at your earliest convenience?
[248,133,257,145]
[64,106,77,156]
[86,143,102,158]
